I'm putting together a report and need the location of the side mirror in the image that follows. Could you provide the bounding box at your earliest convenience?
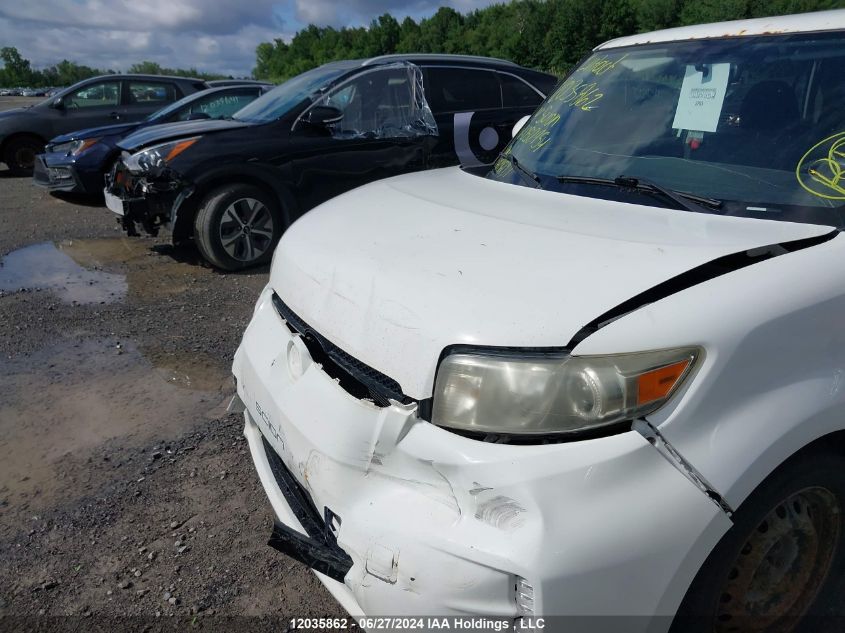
[304,105,343,128]
[51,97,64,110]
[512,115,530,138]
[186,111,211,121]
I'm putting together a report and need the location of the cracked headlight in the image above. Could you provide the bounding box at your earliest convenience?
[431,347,700,436]
[50,138,99,156]
[124,137,200,174]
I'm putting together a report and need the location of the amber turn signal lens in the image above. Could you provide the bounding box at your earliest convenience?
[164,138,198,162]
[76,138,99,154]
[637,359,691,406]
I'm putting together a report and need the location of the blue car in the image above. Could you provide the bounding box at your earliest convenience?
[33,84,269,194]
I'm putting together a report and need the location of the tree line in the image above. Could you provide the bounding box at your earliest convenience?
[253,0,845,82]
[0,49,228,88]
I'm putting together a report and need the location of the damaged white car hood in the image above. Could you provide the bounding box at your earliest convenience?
[270,167,833,400]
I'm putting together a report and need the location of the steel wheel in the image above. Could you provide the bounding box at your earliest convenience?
[218,197,274,263]
[714,486,840,633]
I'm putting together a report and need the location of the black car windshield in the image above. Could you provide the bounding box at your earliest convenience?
[489,32,845,227]
[232,65,350,123]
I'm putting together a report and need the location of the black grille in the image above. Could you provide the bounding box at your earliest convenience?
[261,436,353,581]
[272,293,412,407]
[262,435,326,537]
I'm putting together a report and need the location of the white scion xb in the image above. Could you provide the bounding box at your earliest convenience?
[233,10,845,633]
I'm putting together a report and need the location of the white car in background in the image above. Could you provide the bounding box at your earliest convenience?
[233,9,845,633]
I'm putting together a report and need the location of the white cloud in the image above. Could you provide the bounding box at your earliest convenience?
[0,0,507,78]
[0,18,290,77]
[0,0,282,35]
[292,0,503,26]
[0,0,291,77]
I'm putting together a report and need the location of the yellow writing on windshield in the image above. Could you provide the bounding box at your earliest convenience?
[493,145,514,177]
[581,54,629,76]
[518,123,552,151]
[549,77,603,112]
[508,54,625,157]
[796,132,845,200]
[535,110,561,127]
[508,108,561,154]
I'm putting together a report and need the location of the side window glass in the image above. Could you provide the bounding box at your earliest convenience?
[128,82,177,105]
[324,84,356,114]
[178,91,258,121]
[500,73,543,108]
[312,65,436,140]
[425,68,501,112]
[63,81,120,108]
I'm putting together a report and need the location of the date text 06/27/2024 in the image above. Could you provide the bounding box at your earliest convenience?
[289,617,547,630]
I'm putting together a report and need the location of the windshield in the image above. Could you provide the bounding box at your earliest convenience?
[147,90,206,122]
[232,65,350,123]
[489,32,845,228]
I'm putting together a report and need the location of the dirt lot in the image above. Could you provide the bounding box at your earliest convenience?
[0,96,339,631]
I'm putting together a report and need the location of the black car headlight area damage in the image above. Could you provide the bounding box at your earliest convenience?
[106,138,199,237]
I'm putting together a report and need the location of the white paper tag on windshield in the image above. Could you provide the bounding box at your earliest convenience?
[672,63,730,133]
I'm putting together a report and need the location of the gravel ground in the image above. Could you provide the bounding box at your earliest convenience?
[0,96,340,631]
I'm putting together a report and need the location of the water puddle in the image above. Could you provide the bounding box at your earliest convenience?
[147,349,233,391]
[0,242,126,304]
[0,338,231,509]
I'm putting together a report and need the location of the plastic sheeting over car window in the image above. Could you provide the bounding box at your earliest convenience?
[311,62,438,140]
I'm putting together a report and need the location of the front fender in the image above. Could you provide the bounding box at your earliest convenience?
[0,111,47,148]
[170,161,300,243]
[572,232,845,510]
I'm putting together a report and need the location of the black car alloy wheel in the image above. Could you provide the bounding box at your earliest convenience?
[194,183,283,271]
[219,198,274,263]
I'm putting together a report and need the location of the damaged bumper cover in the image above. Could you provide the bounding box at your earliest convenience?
[104,158,186,237]
[233,287,733,629]
[261,431,353,582]
[32,153,86,193]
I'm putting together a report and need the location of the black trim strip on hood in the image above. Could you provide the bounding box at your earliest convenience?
[567,229,839,349]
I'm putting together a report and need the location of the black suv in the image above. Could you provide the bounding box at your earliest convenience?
[0,74,207,174]
[104,55,557,270]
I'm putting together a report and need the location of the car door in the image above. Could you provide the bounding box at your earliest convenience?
[286,64,436,211]
[124,80,181,122]
[53,79,123,136]
[423,66,527,168]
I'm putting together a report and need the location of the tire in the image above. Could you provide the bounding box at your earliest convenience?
[3,135,44,176]
[193,184,283,271]
[671,448,845,633]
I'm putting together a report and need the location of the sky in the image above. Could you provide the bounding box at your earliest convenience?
[0,0,503,78]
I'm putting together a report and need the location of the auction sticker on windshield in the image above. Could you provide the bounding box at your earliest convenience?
[672,63,730,133]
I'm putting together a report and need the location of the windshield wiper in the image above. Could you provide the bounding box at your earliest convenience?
[503,153,542,189]
[556,174,722,213]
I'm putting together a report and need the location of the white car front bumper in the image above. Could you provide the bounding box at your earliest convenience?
[233,288,732,631]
